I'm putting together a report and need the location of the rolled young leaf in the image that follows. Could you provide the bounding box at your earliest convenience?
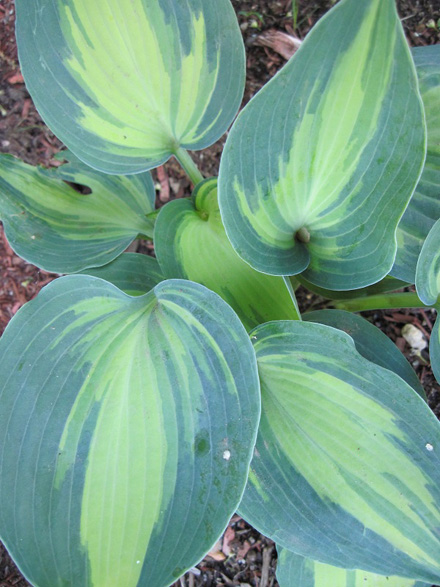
[219,0,425,289]
[392,45,440,283]
[0,276,260,587]
[276,547,429,587]
[155,178,300,331]
[0,152,155,273]
[15,0,245,174]
[78,253,164,296]
[240,321,440,583]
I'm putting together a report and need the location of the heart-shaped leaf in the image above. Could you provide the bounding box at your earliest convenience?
[155,178,300,330]
[276,547,428,587]
[16,0,245,174]
[219,0,425,289]
[392,45,440,283]
[0,277,260,587]
[240,321,440,583]
[0,152,155,273]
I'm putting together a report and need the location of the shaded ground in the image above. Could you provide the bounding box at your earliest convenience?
[1,0,440,586]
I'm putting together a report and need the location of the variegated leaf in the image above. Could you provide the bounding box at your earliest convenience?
[303,309,425,398]
[79,253,164,296]
[276,547,429,587]
[416,218,440,306]
[415,221,440,384]
[240,321,440,583]
[0,152,155,273]
[0,277,260,587]
[155,178,300,331]
[16,0,245,174]
[219,0,425,289]
[392,45,440,283]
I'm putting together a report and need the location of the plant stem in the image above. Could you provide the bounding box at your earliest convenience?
[174,147,204,186]
[332,291,436,312]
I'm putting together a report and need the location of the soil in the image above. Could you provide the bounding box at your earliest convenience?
[1,1,440,586]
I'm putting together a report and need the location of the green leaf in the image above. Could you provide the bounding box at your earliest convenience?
[430,317,440,384]
[0,152,155,273]
[413,206,440,386]
[295,274,409,301]
[155,178,300,331]
[219,0,425,289]
[16,0,245,174]
[416,218,440,306]
[0,276,260,587]
[276,547,429,587]
[303,309,425,399]
[78,253,164,296]
[240,321,440,583]
[392,45,440,283]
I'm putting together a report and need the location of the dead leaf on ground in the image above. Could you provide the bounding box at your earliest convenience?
[255,29,302,60]
[222,525,236,557]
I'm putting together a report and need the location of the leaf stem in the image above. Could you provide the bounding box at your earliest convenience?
[174,148,204,186]
[332,292,436,312]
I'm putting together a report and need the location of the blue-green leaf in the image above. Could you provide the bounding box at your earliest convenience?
[78,253,164,296]
[15,0,245,174]
[0,152,155,273]
[416,218,440,306]
[240,321,440,583]
[219,0,425,289]
[392,45,440,283]
[304,309,425,399]
[0,277,260,586]
[276,547,429,587]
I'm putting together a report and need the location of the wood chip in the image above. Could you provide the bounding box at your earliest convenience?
[260,544,273,587]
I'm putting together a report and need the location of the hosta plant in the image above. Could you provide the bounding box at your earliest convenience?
[0,0,440,586]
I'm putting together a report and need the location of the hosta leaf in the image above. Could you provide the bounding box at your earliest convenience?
[392,45,440,283]
[295,275,409,301]
[0,152,155,273]
[15,0,245,174]
[414,214,440,385]
[0,276,260,587]
[303,309,425,399]
[219,0,425,289]
[155,178,300,331]
[430,317,440,384]
[79,253,164,296]
[240,321,440,583]
[276,547,429,587]
[416,218,440,306]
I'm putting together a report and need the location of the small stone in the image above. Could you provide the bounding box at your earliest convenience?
[401,324,427,352]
